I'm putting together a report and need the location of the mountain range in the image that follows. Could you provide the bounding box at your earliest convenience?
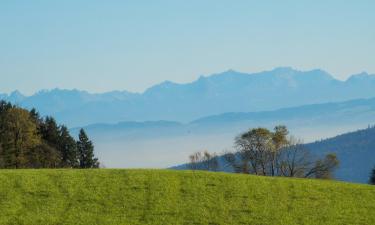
[1,67,375,127]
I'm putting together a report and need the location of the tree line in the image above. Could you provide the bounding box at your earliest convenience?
[370,167,375,185]
[0,101,99,169]
[188,125,339,180]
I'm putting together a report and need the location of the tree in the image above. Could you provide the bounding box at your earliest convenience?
[188,150,219,171]
[0,102,99,169]
[0,144,4,168]
[77,129,99,168]
[188,151,202,170]
[29,108,42,126]
[0,108,41,168]
[306,153,339,179]
[278,140,313,177]
[264,138,339,179]
[40,117,60,149]
[271,126,289,175]
[58,126,78,168]
[203,151,219,171]
[0,100,13,115]
[370,166,375,185]
[25,142,61,168]
[223,125,340,180]
[234,127,275,175]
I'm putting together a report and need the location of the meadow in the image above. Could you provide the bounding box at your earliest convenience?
[0,169,374,225]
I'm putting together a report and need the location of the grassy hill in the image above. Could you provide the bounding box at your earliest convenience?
[0,170,374,225]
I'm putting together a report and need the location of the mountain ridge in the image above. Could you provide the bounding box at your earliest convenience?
[2,67,375,127]
[1,67,374,97]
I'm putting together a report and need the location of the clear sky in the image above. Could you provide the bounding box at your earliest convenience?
[1,0,374,95]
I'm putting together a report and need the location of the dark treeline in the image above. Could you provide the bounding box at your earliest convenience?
[370,167,375,185]
[188,126,339,180]
[0,101,99,169]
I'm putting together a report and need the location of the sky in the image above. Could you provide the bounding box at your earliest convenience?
[0,0,374,95]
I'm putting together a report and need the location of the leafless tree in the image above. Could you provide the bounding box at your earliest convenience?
[278,138,313,177]
[188,150,219,171]
[278,138,339,179]
[188,151,202,170]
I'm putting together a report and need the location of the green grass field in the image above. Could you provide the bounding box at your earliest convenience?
[0,169,374,225]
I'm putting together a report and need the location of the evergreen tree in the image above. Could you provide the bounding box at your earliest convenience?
[29,108,43,133]
[40,116,60,149]
[77,129,99,168]
[0,100,13,115]
[0,144,4,168]
[370,166,375,185]
[58,126,78,167]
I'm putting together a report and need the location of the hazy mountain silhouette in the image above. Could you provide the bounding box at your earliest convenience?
[1,67,375,127]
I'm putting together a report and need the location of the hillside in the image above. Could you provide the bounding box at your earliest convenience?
[2,68,375,127]
[306,126,375,183]
[0,169,374,225]
[192,97,375,125]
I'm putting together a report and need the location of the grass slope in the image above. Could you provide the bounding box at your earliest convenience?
[0,169,374,225]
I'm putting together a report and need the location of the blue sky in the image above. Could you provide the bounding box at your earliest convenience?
[1,0,374,95]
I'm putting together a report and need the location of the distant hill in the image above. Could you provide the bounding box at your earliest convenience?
[2,67,375,127]
[1,169,374,225]
[306,126,375,183]
[192,97,375,125]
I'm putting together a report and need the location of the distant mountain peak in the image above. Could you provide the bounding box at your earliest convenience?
[10,90,24,96]
[8,90,26,102]
[206,69,249,81]
[143,80,180,95]
[346,72,375,82]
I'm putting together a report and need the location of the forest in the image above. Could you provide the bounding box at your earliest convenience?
[0,101,99,169]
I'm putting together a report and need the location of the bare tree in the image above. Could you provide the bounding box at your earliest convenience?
[278,138,339,179]
[188,151,202,170]
[188,150,219,171]
[278,139,313,177]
